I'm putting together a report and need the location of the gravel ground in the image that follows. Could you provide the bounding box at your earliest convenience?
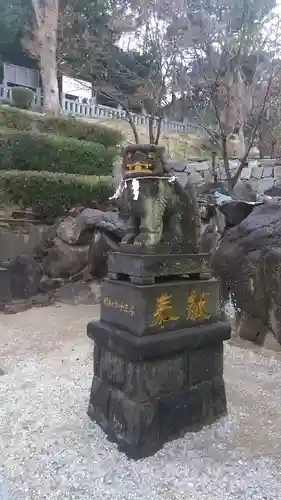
[1,304,281,500]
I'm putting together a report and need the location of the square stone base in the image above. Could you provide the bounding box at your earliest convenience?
[88,375,226,459]
[87,321,230,458]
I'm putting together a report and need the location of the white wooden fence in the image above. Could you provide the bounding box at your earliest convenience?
[0,83,202,135]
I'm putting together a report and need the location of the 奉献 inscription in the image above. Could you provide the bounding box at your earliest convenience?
[103,297,135,316]
[186,290,210,321]
[151,293,179,328]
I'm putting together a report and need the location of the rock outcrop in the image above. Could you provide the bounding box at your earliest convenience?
[212,200,281,346]
[0,208,128,313]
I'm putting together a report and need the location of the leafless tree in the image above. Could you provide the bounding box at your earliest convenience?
[170,0,281,192]
[58,0,180,144]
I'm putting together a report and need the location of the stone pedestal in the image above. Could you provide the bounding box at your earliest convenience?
[87,251,230,458]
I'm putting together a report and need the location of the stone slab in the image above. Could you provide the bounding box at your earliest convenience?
[108,251,211,279]
[87,320,231,361]
[100,278,220,336]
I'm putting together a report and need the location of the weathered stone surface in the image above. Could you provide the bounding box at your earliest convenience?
[42,238,89,278]
[232,181,257,201]
[56,209,127,246]
[108,251,211,280]
[100,277,219,337]
[199,220,220,254]
[88,230,119,279]
[0,368,4,376]
[213,202,281,345]
[235,313,266,342]
[88,336,227,458]
[218,201,255,228]
[264,182,281,197]
[0,223,49,263]
[189,344,223,385]
[39,276,64,293]
[88,319,230,362]
[54,281,100,305]
[7,255,42,300]
[95,346,188,399]
[56,215,93,246]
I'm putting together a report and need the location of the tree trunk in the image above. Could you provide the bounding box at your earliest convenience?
[41,55,60,114]
[211,151,218,182]
[154,117,162,145]
[270,139,277,159]
[31,0,60,115]
[148,116,155,144]
[221,137,233,194]
[125,111,139,143]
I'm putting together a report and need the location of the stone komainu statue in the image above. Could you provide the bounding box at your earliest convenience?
[113,144,200,252]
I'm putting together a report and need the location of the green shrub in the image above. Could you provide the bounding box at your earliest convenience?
[0,99,14,106]
[0,105,122,148]
[12,87,34,110]
[0,130,116,175]
[0,170,114,215]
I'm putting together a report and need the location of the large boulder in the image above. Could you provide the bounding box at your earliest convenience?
[56,209,127,245]
[88,229,120,278]
[212,201,281,345]
[42,238,89,278]
[232,181,257,202]
[264,182,281,197]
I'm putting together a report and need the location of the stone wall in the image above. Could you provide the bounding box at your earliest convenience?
[174,158,281,194]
